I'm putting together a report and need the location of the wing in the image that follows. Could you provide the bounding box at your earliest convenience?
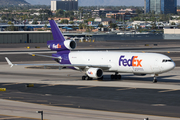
[5,57,111,70]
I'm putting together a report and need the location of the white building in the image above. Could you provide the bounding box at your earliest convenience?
[51,0,78,11]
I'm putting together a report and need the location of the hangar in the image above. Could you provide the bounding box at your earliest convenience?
[0,31,88,44]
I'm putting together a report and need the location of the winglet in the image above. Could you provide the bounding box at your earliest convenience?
[5,57,14,67]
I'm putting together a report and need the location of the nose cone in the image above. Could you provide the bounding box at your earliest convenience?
[167,61,176,71]
[161,59,176,73]
[171,61,176,70]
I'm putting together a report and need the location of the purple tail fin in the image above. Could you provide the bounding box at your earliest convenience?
[48,20,76,51]
[49,20,65,42]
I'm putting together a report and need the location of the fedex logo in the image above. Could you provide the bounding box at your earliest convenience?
[52,44,61,49]
[88,72,93,75]
[119,55,142,67]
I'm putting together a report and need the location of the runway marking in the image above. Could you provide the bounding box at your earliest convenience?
[77,86,96,89]
[25,100,48,102]
[40,84,56,87]
[158,89,179,93]
[151,104,166,106]
[36,100,49,102]
[0,114,40,120]
[117,88,136,91]
[51,104,74,106]
[0,117,21,119]
[2,83,19,86]
[45,94,52,96]
[8,97,24,99]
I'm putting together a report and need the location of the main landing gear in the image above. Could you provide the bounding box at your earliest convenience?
[82,76,93,80]
[82,76,104,80]
[111,72,121,80]
[98,76,104,80]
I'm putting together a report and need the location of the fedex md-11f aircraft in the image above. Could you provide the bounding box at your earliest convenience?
[5,20,175,83]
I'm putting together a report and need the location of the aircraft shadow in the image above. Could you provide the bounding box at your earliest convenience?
[101,75,180,83]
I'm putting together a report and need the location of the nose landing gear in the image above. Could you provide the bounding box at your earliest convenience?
[153,78,157,83]
[153,74,158,83]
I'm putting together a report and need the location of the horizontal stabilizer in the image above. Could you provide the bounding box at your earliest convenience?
[28,53,62,60]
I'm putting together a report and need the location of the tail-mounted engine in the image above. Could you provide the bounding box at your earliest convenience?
[47,40,76,51]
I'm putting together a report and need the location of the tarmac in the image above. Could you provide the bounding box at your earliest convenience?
[0,99,180,120]
[0,40,180,120]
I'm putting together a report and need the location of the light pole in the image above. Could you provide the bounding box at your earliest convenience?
[36,111,43,120]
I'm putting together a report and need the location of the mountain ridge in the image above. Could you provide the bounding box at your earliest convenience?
[25,0,180,6]
[25,0,145,6]
[0,0,30,6]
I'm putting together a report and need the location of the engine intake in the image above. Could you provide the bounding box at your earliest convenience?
[86,68,103,78]
[47,40,76,51]
[64,40,76,50]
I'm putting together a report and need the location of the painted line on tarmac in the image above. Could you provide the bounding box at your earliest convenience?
[151,104,166,107]
[40,84,57,87]
[0,114,39,120]
[3,99,180,120]
[24,100,48,102]
[77,86,96,89]
[50,104,74,106]
[2,83,20,86]
[116,87,136,91]
[158,89,179,93]
[0,116,21,119]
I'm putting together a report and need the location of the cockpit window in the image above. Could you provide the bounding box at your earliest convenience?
[162,59,173,62]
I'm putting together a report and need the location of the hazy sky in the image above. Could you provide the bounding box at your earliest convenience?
[25,0,180,6]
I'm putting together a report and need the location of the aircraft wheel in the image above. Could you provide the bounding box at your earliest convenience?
[111,74,121,80]
[87,77,93,80]
[111,75,114,79]
[82,76,86,80]
[118,75,121,79]
[98,76,103,80]
[153,79,157,83]
[115,75,118,79]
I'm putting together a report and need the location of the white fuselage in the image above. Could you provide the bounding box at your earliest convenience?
[68,51,175,74]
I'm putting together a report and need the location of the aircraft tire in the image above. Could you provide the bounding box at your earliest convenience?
[87,77,93,80]
[114,75,118,79]
[82,76,86,80]
[118,75,121,79]
[99,76,103,80]
[153,79,157,83]
[111,75,114,79]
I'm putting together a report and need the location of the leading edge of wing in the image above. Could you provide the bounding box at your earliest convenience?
[5,57,111,69]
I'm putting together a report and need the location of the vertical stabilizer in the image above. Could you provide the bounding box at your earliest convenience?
[49,20,65,42]
[48,20,77,51]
